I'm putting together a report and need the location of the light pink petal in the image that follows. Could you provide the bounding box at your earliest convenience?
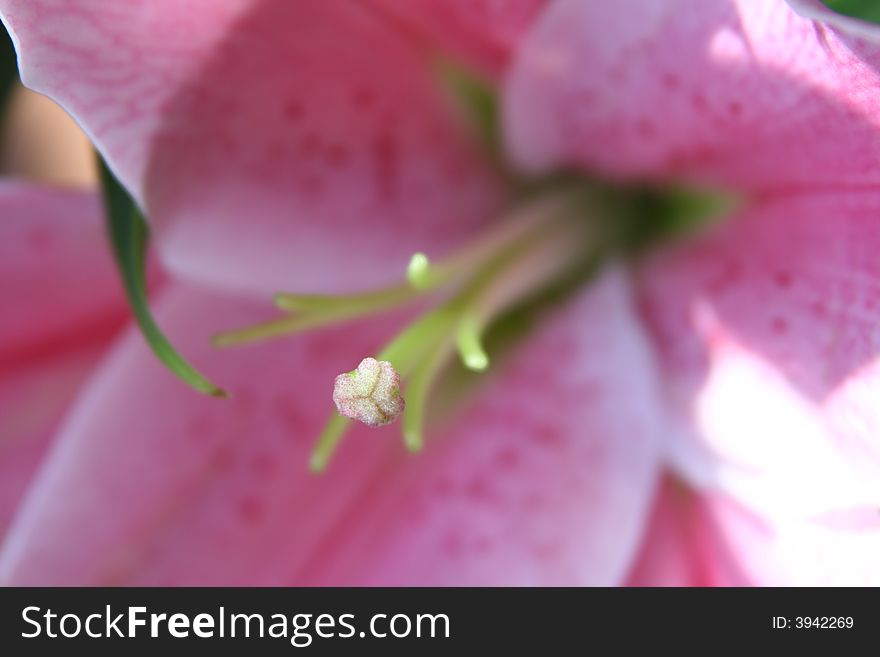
[637,191,880,582]
[625,477,748,587]
[0,0,504,296]
[0,182,125,362]
[0,270,665,585]
[504,0,880,191]
[626,476,880,586]
[702,490,880,586]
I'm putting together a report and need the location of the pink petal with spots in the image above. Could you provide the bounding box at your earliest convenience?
[375,0,548,78]
[0,285,411,586]
[637,191,880,582]
[0,0,504,296]
[0,271,665,585]
[504,0,880,191]
[0,182,125,363]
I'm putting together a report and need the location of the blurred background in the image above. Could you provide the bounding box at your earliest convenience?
[0,24,95,188]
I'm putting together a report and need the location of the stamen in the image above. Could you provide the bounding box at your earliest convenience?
[455,314,490,371]
[213,192,583,348]
[216,279,429,347]
[273,284,416,313]
[406,252,432,290]
[376,307,457,375]
[402,344,454,453]
[212,308,354,347]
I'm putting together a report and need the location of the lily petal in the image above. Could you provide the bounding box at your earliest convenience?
[0,0,504,296]
[0,182,125,541]
[0,348,104,541]
[638,190,880,581]
[504,0,880,192]
[0,270,665,585]
[375,0,548,78]
[0,182,125,362]
[702,488,880,585]
[625,476,748,587]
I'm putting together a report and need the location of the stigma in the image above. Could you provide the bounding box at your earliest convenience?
[332,357,404,427]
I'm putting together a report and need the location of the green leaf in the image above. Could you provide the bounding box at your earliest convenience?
[98,156,228,398]
[822,0,880,25]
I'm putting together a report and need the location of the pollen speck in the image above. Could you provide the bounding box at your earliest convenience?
[332,357,404,427]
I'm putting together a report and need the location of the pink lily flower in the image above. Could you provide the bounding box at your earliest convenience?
[1,0,880,586]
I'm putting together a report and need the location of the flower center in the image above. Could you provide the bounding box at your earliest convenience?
[214,177,730,471]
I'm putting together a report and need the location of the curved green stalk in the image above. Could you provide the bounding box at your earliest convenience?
[99,156,227,398]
